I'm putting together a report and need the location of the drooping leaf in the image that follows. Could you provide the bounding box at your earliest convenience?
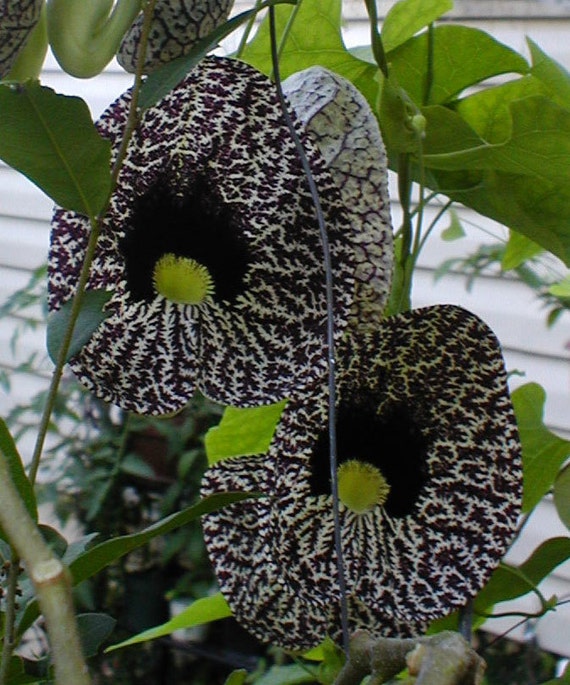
[16,492,257,636]
[0,82,111,216]
[205,400,287,464]
[2,657,42,685]
[554,464,570,530]
[254,664,319,685]
[528,37,570,111]
[139,0,295,110]
[77,613,116,658]
[549,276,570,298]
[119,453,157,479]
[475,537,570,612]
[381,0,453,53]
[440,209,465,241]
[46,289,113,364]
[224,671,248,685]
[511,383,570,512]
[502,230,543,271]
[68,493,257,585]
[423,96,570,178]
[456,76,548,144]
[387,25,528,106]
[106,593,232,651]
[0,418,37,526]
[240,0,380,108]
[420,97,570,264]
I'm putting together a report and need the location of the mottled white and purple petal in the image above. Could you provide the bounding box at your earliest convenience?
[202,305,522,650]
[118,0,235,74]
[48,57,356,414]
[283,67,393,327]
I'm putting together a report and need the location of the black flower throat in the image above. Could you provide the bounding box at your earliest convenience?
[310,394,429,518]
[120,174,251,304]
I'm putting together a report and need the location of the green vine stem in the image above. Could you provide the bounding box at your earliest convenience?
[27,0,157,486]
[235,0,264,57]
[0,448,91,685]
[268,0,303,80]
[0,2,160,682]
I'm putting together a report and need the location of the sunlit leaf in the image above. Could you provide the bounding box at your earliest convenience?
[106,593,232,651]
[0,418,37,527]
[240,0,379,108]
[554,464,570,530]
[528,37,570,111]
[456,76,548,144]
[0,82,111,215]
[421,97,570,264]
[381,0,452,52]
[501,231,543,271]
[46,289,113,364]
[511,383,570,512]
[549,275,570,298]
[205,400,287,464]
[387,25,528,105]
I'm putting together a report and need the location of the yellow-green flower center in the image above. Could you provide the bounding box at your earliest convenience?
[153,254,214,305]
[337,460,390,514]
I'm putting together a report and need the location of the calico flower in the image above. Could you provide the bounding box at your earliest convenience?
[48,56,361,415]
[117,0,235,74]
[283,67,393,326]
[201,305,522,651]
[0,0,43,79]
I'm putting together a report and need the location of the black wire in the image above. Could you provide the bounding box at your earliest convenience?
[267,5,350,655]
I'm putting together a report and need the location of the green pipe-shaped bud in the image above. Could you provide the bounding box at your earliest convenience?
[47,0,142,78]
[0,0,44,79]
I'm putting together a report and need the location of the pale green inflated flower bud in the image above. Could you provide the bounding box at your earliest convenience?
[46,0,142,78]
[0,0,44,79]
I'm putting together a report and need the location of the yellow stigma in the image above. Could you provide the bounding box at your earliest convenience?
[337,460,390,514]
[153,254,214,305]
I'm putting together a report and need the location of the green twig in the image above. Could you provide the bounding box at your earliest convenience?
[0,449,91,685]
[364,0,389,78]
[235,0,264,57]
[27,0,157,485]
[268,0,302,81]
[424,23,435,105]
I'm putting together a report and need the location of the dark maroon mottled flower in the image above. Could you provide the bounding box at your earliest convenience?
[202,305,522,650]
[49,56,364,415]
